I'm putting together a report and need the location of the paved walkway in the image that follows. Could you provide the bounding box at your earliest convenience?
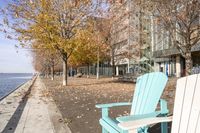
[0,80,33,133]
[0,77,71,133]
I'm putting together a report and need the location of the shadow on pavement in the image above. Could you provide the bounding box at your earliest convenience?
[2,81,34,133]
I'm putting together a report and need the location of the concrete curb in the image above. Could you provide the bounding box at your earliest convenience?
[0,75,37,133]
[40,78,72,133]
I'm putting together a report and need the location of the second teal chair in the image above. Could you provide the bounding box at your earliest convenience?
[96,72,169,133]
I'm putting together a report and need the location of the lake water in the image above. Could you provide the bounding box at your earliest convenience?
[0,73,33,100]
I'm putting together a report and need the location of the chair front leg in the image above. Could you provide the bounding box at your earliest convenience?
[102,108,109,118]
[159,99,168,114]
[102,127,109,133]
[159,99,169,133]
[101,108,109,133]
[161,122,168,133]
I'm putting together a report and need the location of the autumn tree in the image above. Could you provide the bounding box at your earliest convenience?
[91,1,121,77]
[32,47,61,80]
[69,20,109,77]
[1,0,93,85]
[153,0,200,75]
[92,16,115,77]
[95,0,155,75]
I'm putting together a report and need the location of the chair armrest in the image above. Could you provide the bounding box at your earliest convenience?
[95,102,132,109]
[118,116,173,130]
[116,111,162,122]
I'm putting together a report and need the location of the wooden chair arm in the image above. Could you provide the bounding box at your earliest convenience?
[96,102,132,109]
[118,116,173,131]
[116,111,162,122]
[96,102,131,118]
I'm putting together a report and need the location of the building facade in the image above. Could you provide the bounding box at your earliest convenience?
[111,0,200,77]
[151,17,200,77]
[111,0,143,76]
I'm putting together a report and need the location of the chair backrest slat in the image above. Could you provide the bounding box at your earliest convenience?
[196,112,200,132]
[171,74,200,133]
[130,72,168,115]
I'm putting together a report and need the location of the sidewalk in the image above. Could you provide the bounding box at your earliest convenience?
[0,80,33,133]
[0,77,71,133]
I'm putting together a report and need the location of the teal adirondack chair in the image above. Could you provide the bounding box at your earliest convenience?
[96,72,168,133]
[118,73,200,133]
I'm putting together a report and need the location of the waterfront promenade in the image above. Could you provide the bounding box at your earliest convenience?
[42,77,176,133]
[0,76,177,133]
[0,77,71,133]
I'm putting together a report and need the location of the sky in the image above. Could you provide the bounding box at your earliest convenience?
[0,0,108,73]
[0,1,34,73]
[0,34,34,73]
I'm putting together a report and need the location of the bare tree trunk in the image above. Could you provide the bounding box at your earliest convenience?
[185,51,192,76]
[111,47,115,79]
[45,71,47,78]
[96,47,100,79]
[139,1,143,59]
[63,59,67,86]
[51,64,54,80]
[87,64,90,78]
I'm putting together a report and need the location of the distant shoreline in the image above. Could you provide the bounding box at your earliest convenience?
[0,73,33,74]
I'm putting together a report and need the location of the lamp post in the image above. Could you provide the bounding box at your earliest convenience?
[97,46,100,79]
